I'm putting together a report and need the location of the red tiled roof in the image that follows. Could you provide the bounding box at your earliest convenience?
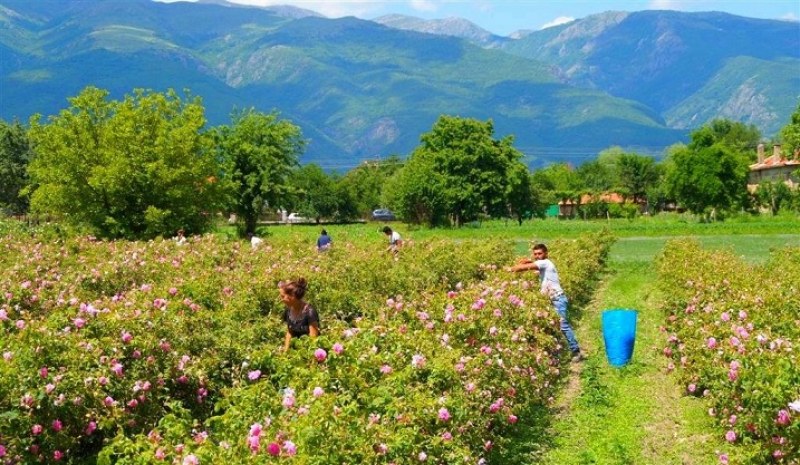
[558,192,643,205]
[750,154,800,171]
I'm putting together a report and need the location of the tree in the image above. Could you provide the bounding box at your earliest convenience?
[0,120,32,215]
[779,101,800,157]
[339,156,403,218]
[616,153,660,204]
[383,154,448,226]
[704,119,761,155]
[663,143,749,216]
[287,164,339,223]
[27,87,225,238]
[217,109,305,235]
[387,116,529,226]
[506,163,543,225]
[531,163,583,207]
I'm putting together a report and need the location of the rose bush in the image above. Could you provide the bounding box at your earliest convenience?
[657,240,800,463]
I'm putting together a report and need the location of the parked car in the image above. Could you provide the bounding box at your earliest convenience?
[287,213,309,223]
[371,208,396,221]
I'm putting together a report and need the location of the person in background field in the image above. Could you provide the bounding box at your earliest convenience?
[174,229,187,246]
[248,233,263,250]
[509,243,584,363]
[382,226,402,254]
[279,277,320,352]
[317,229,332,252]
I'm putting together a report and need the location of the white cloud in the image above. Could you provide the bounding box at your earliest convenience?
[648,0,683,9]
[540,16,574,30]
[410,0,438,13]
[779,11,799,22]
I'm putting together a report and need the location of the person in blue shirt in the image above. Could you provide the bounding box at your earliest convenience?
[316,229,332,252]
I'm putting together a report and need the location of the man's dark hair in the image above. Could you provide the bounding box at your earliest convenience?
[533,243,548,253]
[382,226,392,234]
[321,229,327,236]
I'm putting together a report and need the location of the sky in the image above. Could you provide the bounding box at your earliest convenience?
[155,0,800,36]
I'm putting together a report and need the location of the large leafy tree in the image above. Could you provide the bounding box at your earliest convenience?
[703,118,761,155]
[506,163,543,225]
[217,109,305,235]
[663,124,750,216]
[616,153,660,204]
[27,87,225,238]
[779,101,800,157]
[383,154,447,226]
[287,164,340,223]
[388,116,528,226]
[0,120,32,215]
[531,162,583,207]
[339,156,403,219]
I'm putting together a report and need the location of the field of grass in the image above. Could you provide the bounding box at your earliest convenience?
[239,214,800,264]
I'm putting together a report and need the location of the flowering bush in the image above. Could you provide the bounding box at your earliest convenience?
[657,240,800,463]
[0,229,610,464]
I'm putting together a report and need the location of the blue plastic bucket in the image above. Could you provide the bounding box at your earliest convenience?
[602,309,638,367]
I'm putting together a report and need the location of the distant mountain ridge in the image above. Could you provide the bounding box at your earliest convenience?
[1,0,798,169]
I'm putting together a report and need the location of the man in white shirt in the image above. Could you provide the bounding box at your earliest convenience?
[382,226,402,255]
[249,233,263,250]
[510,243,584,362]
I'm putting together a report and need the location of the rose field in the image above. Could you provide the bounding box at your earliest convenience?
[0,224,612,464]
[2,219,800,465]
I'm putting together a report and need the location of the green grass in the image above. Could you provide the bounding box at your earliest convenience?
[235,213,800,243]
[536,261,729,465]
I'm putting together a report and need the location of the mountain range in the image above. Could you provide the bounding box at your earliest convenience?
[1,0,798,169]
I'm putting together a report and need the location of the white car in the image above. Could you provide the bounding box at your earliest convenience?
[287,213,308,223]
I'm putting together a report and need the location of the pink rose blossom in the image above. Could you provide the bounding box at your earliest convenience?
[314,348,327,362]
[283,440,297,456]
[313,386,325,397]
[725,430,736,442]
[183,454,199,465]
[332,343,344,355]
[248,370,261,381]
[32,424,43,435]
[776,409,791,426]
[267,442,281,456]
[438,407,451,422]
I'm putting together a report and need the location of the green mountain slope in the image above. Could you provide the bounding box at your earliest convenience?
[0,0,692,168]
[665,57,800,134]
[501,10,800,135]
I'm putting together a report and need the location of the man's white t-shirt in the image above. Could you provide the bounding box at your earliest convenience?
[534,258,564,299]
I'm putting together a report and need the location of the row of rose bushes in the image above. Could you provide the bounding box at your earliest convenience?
[657,240,800,464]
[0,227,612,464]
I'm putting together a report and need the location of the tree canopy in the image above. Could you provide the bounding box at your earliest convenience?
[387,116,530,226]
[216,109,305,235]
[0,120,32,215]
[27,87,225,238]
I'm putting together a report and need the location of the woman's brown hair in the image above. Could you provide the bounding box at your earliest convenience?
[281,277,308,299]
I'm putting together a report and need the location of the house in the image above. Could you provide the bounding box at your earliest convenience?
[557,192,647,217]
[748,144,800,192]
